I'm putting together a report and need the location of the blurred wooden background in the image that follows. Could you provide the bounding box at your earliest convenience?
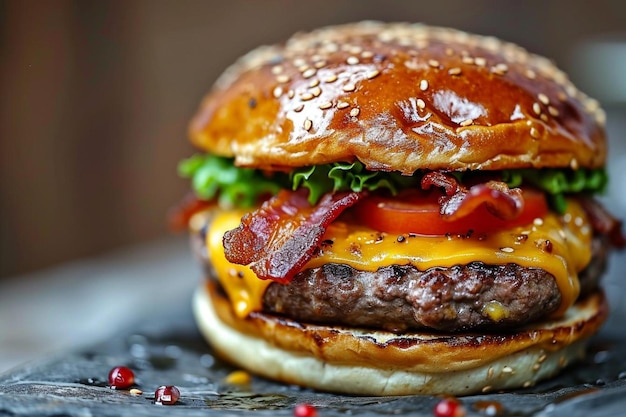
[1,0,625,279]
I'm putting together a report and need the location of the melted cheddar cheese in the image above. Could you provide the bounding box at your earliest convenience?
[207,200,592,319]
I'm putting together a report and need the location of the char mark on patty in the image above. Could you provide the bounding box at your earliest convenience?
[263,262,562,332]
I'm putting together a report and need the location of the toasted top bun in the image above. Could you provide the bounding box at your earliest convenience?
[189,22,606,174]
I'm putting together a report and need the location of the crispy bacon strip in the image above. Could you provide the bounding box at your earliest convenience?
[578,197,626,248]
[421,172,524,221]
[223,188,364,283]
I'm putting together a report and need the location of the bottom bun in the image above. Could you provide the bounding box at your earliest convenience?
[193,281,608,396]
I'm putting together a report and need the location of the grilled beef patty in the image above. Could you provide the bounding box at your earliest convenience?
[263,262,561,332]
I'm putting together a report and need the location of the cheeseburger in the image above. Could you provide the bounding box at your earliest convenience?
[174,22,624,395]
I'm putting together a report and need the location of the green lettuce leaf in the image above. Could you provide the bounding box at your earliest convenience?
[501,168,607,212]
[290,161,419,204]
[178,154,289,208]
[178,154,608,211]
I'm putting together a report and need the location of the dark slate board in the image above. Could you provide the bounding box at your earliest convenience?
[1,294,626,417]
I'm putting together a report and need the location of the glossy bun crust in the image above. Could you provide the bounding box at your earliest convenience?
[189,22,606,174]
[194,282,608,395]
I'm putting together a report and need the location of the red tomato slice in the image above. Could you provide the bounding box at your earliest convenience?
[351,188,548,235]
